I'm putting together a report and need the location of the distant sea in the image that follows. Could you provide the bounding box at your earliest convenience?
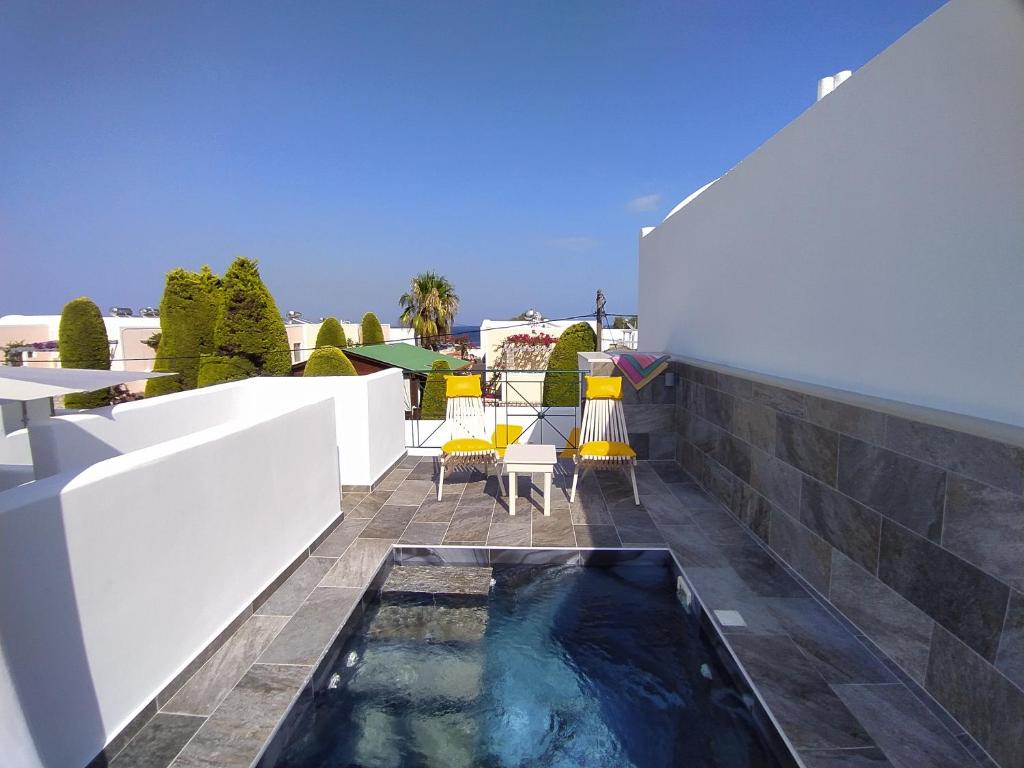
[450,324,481,345]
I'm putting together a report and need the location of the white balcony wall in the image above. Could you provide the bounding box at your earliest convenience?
[252,370,406,486]
[29,370,407,487]
[0,397,340,768]
[639,0,1024,427]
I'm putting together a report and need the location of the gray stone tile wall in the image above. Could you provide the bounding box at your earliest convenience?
[666,359,1024,768]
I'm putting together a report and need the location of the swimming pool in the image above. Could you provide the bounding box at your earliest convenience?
[271,561,788,767]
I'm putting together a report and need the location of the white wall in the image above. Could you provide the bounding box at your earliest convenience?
[29,371,408,487]
[0,397,340,768]
[253,370,407,486]
[29,383,248,478]
[639,0,1024,427]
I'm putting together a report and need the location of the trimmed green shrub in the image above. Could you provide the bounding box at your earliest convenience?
[196,354,256,387]
[59,297,112,409]
[202,257,291,386]
[360,312,385,345]
[146,266,222,397]
[303,346,357,377]
[420,359,450,419]
[542,322,597,407]
[316,317,347,349]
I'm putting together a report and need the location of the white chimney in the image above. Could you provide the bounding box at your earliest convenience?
[817,70,853,101]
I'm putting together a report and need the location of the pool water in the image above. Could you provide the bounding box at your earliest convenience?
[273,564,784,768]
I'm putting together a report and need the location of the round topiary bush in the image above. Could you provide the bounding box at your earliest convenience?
[146,266,222,397]
[360,312,385,345]
[316,317,347,349]
[203,256,291,385]
[59,296,113,409]
[420,358,451,419]
[303,346,357,377]
[542,322,597,407]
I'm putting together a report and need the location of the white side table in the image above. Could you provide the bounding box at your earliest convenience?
[503,444,558,516]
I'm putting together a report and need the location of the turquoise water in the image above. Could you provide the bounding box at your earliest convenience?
[274,564,783,767]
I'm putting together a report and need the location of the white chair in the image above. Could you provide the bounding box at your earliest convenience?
[570,375,639,505]
[438,375,506,501]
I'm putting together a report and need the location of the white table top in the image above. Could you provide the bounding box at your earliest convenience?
[502,444,557,466]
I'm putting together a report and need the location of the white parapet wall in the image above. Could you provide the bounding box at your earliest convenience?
[0,396,341,768]
[28,369,407,487]
[638,0,1024,427]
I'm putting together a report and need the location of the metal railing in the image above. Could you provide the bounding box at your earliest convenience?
[405,368,586,452]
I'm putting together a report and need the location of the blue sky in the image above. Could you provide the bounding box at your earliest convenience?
[1,0,945,324]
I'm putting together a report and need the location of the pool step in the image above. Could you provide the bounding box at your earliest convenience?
[381,565,493,602]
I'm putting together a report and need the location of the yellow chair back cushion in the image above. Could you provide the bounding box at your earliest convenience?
[585,375,622,400]
[579,440,636,458]
[442,438,492,454]
[445,375,482,398]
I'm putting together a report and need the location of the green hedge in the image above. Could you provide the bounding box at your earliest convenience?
[542,322,596,406]
[196,354,257,387]
[420,359,450,419]
[360,312,385,345]
[59,296,112,409]
[146,266,221,397]
[203,256,290,386]
[303,346,357,377]
[316,317,347,349]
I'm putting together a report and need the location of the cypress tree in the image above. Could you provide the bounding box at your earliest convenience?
[316,317,347,349]
[198,257,291,386]
[146,266,221,397]
[542,322,597,407]
[59,297,112,409]
[420,359,450,419]
[360,312,385,345]
[303,346,357,377]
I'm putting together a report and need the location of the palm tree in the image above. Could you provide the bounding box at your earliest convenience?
[399,272,459,350]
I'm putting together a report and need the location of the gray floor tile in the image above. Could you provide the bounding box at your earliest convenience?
[574,525,621,547]
[659,524,731,567]
[641,492,691,525]
[340,492,367,513]
[360,505,416,539]
[170,664,308,768]
[487,522,531,547]
[321,538,393,587]
[800,747,895,767]
[666,482,721,510]
[727,633,873,750]
[259,587,362,666]
[255,557,335,617]
[833,683,979,768]
[161,615,288,717]
[349,490,392,519]
[443,507,491,543]
[532,508,575,547]
[376,467,413,491]
[312,518,367,557]
[412,498,460,523]
[399,522,449,545]
[386,479,434,506]
[766,598,896,684]
[110,713,205,768]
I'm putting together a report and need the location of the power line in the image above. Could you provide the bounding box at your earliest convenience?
[8,312,600,365]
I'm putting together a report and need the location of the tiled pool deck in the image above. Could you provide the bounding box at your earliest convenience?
[105,457,998,768]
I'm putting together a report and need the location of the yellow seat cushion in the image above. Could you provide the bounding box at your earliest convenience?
[579,440,636,458]
[585,375,623,400]
[445,375,482,398]
[442,438,492,454]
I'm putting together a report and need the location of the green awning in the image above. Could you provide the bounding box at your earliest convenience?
[343,343,471,373]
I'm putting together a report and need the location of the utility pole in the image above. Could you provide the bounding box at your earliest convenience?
[595,289,605,352]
